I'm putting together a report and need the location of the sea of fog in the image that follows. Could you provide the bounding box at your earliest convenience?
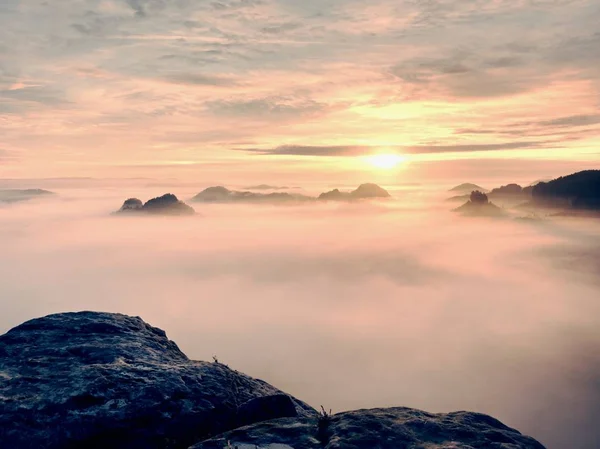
[1,179,599,449]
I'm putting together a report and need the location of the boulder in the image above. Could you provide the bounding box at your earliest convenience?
[192,407,546,449]
[0,312,546,449]
[0,312,314,449]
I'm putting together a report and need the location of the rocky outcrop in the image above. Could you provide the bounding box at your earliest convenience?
[116,194,195,216]
[0,312,545,449]
[318,183,390,201]
[453,191,505,217]
[193,408,545,449]
[120,198,144,211]
[0,312,313,449]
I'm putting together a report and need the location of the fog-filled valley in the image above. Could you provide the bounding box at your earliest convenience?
[1,176,600,449]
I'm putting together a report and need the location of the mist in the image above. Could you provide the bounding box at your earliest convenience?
[1,181,599,449]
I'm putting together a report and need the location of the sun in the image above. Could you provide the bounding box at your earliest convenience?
[366,153,407,170]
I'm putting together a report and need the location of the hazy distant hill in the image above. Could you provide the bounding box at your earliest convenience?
[0,189,54,204]
[243,184,290,191]
[448,183,487,193]
[192,186,312,204]
[318,183,391,201]
[447,183,534,205]
[192,184,390,204]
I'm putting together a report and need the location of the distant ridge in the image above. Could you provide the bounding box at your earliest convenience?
[449,183,487,193]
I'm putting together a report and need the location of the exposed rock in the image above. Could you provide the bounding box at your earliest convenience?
[318,184,390,202]
[192,407,545,449]
[0,312,314,449]
[449,183,487,193]
[0,188,55,204]
[115,194,195,216]
[0,312,546,449]
[192,187,311,204]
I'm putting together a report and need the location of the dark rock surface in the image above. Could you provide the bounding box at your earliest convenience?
[192,186,311,204]
[0,312,545,449]
[0,188,55,203]
[318,184,390,201]
[116,193,195,215]
[193,407,545,449]
[0,312,313,449]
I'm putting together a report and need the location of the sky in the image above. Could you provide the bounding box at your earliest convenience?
[1,0,600,181]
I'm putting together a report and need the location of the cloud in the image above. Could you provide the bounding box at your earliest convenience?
[161,73,239,86]
[207,97,327,118]
[0,86,69,111]
[538,114,600,128]
[242,141,545,157]
[261,22,302,34]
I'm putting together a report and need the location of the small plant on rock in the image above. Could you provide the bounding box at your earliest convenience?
[317,405,333,445]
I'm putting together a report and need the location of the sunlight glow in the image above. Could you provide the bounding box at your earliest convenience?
[366,153,408,170]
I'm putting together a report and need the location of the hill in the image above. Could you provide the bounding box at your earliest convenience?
[453,191,506,217]
[318,183,391,201]
[192,186,311,204]
[531,170,600,210]
[115,194,195,215]
[0,188,55,203]
[448,183,487,193]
